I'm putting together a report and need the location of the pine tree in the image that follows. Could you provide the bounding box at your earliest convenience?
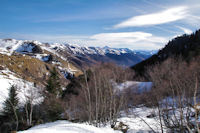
[46,67,61,96]
[2,85,19,130]
[44,68,64,121]
[3,86,19,118]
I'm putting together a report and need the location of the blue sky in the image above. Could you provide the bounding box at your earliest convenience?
[0,0,200,50]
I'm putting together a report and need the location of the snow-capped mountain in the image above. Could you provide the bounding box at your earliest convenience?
[0,39,154,67]
[0,39,83,90]
[135,50,158,56]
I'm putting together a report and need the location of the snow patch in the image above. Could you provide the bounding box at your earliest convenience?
[115,81,152,93]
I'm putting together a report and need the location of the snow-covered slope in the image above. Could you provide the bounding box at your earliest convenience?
[18,121,117,133]
[0,39,83,76]
[18,106,164,133]
[0,69,42,111]
[0,39,41,54]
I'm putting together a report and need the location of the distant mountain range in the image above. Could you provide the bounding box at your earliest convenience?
[0,39,156,68]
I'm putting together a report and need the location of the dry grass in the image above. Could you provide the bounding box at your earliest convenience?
[0,53,53,85]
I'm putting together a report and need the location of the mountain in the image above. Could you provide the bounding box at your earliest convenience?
[0,39,83,87]
[0,38,156,89]
[0,39,153,68]
[47,43,154,67]
[132,29,200,75]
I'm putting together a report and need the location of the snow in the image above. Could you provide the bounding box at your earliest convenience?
[40,43,67,61]
[40,40,137,56]
[0,69,43,111]
[137,82,152,93]
[115,81,152,93]
[135,50,158,56]
[34,54,50,62]
[18,106,165,133]
[0,39,155,64]
[0,39,21,55]
[119,107,166,132]
[15,43,35,53]
[18,121,118,133]
[0,39,40,55]
[0,39,156,58]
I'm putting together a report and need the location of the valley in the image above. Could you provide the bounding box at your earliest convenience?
[0,0,200,133]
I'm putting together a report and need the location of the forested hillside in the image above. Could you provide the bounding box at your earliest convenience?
[132,30,200,76]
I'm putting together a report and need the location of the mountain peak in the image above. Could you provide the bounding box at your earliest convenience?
[103,46,110,49]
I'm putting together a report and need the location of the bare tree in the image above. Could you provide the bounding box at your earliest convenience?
[68,63,132,127]
[19,82,42,126]
[147,57,200,132]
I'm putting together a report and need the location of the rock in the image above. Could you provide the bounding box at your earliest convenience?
[113,122,129,133]
[146,113,156,118]
[16,42,43,54]
[42,54,53,62]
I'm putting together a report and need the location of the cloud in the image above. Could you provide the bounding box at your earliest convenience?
[114,6,188,28]
[0,32,169,50]
[90,32,152,43]
[176,26,193,34]
[90,32,169,49]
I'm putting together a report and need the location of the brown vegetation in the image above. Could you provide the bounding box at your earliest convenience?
[64,63,133,126]
[145,56,200,132]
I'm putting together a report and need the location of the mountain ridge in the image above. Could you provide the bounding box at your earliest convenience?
[0,38,156,67]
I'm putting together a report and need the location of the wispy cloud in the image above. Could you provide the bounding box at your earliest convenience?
[176,26,193,34]
[90,32,169,49]
[90,32,152,43]
[113,6,188,28]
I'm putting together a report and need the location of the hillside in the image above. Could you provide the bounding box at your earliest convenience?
[0,39,83,111]
[132,29,200,76]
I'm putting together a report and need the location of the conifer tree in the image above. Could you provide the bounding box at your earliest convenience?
[46,67,61,96]
[2,85,19,130]
[44,68,64,121]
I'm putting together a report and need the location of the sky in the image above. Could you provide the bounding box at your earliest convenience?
[0,0,200,50]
